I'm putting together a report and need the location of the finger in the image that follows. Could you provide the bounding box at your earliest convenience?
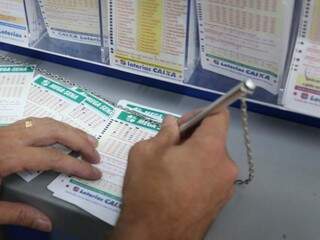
[189,109,229,142]
[0,147,102,180]
[0,201,52,232]
[150,115,180,148]
[178,108,203,126]
[16,118,100,164]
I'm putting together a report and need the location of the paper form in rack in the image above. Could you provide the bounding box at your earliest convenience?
[48,102,175,225]
[196,0,295,94]
[38,0,106,46]
[109,0,189,81]
[24,0,46,46]
[0,66,34,125]
[283,0,320,117]
[0,0,29,46]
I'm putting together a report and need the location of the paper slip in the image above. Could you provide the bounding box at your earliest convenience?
[0,0,29,46]
[117,99,179,122]
[17,171,42,183]
[24,75,86,129]
[38,0,106,46]
[24,75,114,137]
[48,101,176,225]
[108,0,189,81]
[283,0,320,117]
[49,174,121,225]
[0,65,35,125]
[0,65,40,182]
[72,87,115,137]
[17,76,115,182]
[196,0,295,94]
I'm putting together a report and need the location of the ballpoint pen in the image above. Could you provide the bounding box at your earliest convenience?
[179,79,256,136]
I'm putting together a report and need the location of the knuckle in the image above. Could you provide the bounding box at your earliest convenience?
[31,117,47,126]
[58,123,87,148]
[43,117,59,129]
[15,207,32,226]
[49,124,64,142]
[73,128,89,145]
[226,161,239,182]
[70,160,87,176]
[129,141,144,157]
[47,149,63,167]
[24,117,37,122]
[75,130,86,140]
[129,140,153,158]
[73,127,87,136]
[42,117,54,123]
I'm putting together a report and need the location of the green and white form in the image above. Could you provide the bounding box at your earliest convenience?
[0,65,35,125]
[48,100,175,225]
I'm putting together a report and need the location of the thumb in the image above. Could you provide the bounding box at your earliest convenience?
[0,201,52,232]
[152,115,180,148]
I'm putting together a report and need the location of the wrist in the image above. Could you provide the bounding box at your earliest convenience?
[110,215,151,240]
[110,211,207,240]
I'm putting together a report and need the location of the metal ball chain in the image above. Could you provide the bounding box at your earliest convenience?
[235,98,254,185]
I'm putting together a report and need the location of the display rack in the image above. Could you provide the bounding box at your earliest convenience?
[0,0,319,127]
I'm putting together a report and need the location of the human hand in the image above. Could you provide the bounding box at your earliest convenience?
[111,110,238,240]
[0,117,102,232]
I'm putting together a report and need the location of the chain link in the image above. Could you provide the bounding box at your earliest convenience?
[0,53,254,185]
[235,98,254,185]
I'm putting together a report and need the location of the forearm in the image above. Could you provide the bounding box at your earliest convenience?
[109,214,207,240]
[109,219,151,240]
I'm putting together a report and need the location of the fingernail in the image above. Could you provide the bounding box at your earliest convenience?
[88,134,98,147]
[92,167,102,179]
[35,218,52,232]
[93,150,101,164]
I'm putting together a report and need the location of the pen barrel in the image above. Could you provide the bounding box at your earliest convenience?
[201,84,249,115]
[179,80,255,134]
